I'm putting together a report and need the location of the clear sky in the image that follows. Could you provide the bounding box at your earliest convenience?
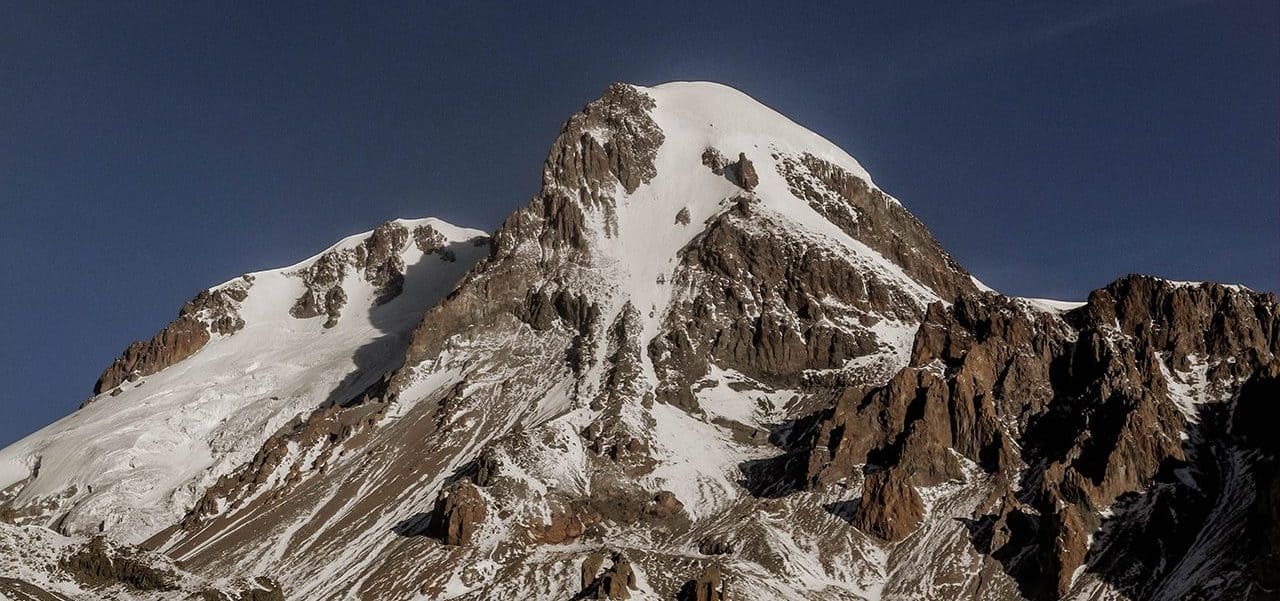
[1,1,1277,446]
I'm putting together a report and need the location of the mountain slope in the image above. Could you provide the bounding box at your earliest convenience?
[0,218,488,544]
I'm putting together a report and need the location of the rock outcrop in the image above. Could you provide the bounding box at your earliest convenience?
[430,481,487,546]
[581,551,637,599]
[580,550,608,590]
[93,278,251,396]
[645,491,684,518]
[60,536,176,591]
[850,467,925,541]
[697,535,735,556]
[779,153,975,302]
[735,152,758,191]
[701,147,729,175]
[289,221,416,327]
[700,148,760,191]
[400,84,662,376]
[534,82,663,245]
[650,206,928,410]
[527,508,588,545]
[683,565,729,601]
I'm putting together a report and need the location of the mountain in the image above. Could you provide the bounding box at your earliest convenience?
[0,82,1275,601]
[0,218,488,543]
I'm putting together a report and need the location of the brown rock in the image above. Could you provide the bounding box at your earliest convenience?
[92,280,251,397]
[778,153,977,301]
[697,535,734,556]
[646,491,683,518]
[529,509,585,545]
[412,223,446,253]
[811,276,1279,596]
[289,221,413,326]
[1044,504,1090,598]
[431,481,487,546]
[685,565,727,601]
[808,368,956,486]
[651,206,932,398]
[851,467,924,542]
[592,552,636,599]
[701,147,728,175]
[289,251,350,324]
[94,316,210,396]
[538,83,663,245]
[735,153,759,191]
[580,550,607,591]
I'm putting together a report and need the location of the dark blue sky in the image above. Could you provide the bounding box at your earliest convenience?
[2,1,1277,446]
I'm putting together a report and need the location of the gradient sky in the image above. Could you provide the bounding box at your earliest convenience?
[1,1,1277,446]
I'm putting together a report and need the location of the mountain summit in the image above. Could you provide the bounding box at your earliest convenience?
[1,82,1275,601]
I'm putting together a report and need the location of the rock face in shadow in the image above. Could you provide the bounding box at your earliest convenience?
[1234,364,1280,592]
[806,275,1280,599]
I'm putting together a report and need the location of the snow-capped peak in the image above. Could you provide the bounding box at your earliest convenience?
[645,81,878,188]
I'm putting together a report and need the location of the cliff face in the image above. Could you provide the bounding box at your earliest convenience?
[806,276,1279,599]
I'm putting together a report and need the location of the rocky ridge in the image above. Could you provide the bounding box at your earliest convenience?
[93,277,252,397]
[806,276,1278,599]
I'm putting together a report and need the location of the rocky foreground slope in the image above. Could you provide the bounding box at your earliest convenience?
[0,82,1275,601]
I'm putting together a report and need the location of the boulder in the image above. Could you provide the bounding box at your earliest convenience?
[734,153,758,191]
[646,491,684,519]
[430,481,487,546]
